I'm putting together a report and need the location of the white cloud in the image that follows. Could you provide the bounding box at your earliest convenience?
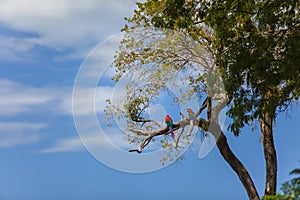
[71,86,113,116]
[70,33,122,77]
[0,0,137,57]
[0,122,46,147]
[0,35,43,60]
[39,135,86,153]
[0,78,116,149]
[0,78,114,116]
[0,79,66,116]
[39,130,131,153]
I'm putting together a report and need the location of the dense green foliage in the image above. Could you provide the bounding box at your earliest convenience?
[280,167,300,199]
[205,0,300,134]
[140,0,300,135]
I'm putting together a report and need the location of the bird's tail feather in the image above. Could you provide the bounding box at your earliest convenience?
[170,127,175,139]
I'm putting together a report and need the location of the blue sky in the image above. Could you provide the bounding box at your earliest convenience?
[0,1,299,199]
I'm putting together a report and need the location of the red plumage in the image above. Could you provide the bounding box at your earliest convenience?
[165,115,172,123]
[165,115,174,139]
[187,108,194,115]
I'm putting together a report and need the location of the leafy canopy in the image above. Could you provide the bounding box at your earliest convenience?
[125,0,300,135]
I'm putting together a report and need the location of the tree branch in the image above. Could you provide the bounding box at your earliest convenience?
[194,96,208,117]
[131,118,162,129]
[128,120,188,153]
[175,126,186,148]
[127,97,259,199]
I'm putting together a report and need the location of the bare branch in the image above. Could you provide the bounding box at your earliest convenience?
[128,120,190,153]
[211,94,230,122]
[186,120,194,136]
[194,20,205,25]
[194,96,208,117]
[128,128,149,136]
[128,149,142,153]
[207,95,212,121]
[175,126,185,148]
[131,118,162,129]
[180,112,188,120]
[128,93,230,154]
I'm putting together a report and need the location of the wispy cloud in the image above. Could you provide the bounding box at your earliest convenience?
[71,86,113,116]
[0,79,67,116]
[38,135,86,153]
[0,122,46,147]
[0,78,113,116]
[0,78,116,149]
[0,0,136,58]
[39,130,131,153]
[0,35,43,60]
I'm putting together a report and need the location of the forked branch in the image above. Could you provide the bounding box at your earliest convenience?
[128,97,211,153]
[128,121,185,153]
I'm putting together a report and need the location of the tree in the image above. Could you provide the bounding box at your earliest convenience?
[280,166,300,200]
[108,0,299,199]
[201,1,300,196]
[265,165,300,200]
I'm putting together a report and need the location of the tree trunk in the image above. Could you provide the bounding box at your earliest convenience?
[260,112,277,196]
[216,131,260,200]
[204,120,260,200]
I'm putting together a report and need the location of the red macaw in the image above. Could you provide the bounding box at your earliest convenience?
[187,108,198,126]
[165,115,175,139]
[187,108,195,117]
[187,108,206,141]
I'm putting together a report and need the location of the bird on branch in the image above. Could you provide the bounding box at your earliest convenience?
[187,108,207,140]
[165,115,175,139]
[187,108,199,126]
